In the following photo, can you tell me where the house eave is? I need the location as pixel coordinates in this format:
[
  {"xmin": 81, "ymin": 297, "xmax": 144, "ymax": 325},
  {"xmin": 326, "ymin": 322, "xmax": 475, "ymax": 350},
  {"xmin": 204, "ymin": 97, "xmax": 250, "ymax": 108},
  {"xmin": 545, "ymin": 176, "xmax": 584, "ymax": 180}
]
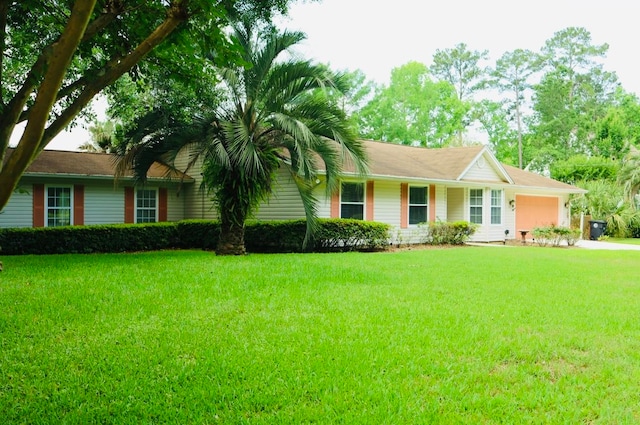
[
  {"xmin": 22, "ymin": 172, "xmax": 195, "ymax": 184},
  {"xmin": 338, "ymin": 172, "xmax": 585, "ymax": 193}
]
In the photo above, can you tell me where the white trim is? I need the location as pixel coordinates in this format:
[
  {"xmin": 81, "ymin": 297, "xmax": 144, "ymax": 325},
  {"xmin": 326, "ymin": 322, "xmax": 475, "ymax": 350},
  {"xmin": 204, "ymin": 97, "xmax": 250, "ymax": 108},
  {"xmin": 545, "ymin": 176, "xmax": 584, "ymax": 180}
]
[
  {"xmin": 490, "ymin": 189, "xmax": 503, "ymax": 226},
  {"xmin": 457, "ymin": 147, "xmax": 514, "ymax": 184},
  {"xmin": 408, "ymin": 184, "xmax": 429, "ymax": 226},
  {"xmin": 468, "ymin": 188, "xmax": 483, "ymax": 225},
  {"xmin": 44, "ymin": 184, "xmax": 74, "ymax": 227},
  {"xmin": 135, "ymin": 188, "xmax": 159, "ymax": 223},
  {"xmin": 339, "ymin": 181, "xmax": 365, "ymax": 220}
]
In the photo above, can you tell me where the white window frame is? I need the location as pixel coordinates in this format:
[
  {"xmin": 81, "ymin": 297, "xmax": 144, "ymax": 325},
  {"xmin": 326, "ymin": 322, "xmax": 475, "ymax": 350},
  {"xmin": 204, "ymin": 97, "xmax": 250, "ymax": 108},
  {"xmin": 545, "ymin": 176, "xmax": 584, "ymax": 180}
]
[
  {"xmin": 45, "ymin": 185, "xmax": 73, "ymax": 227},
  {"xmin": 340, "ymin": 182, "xmax": 365, "ymax": 220},
  {"xmin": 408, "ymin": 185, "xmax": 429, "ymax": 226},
  {"xmin": 469, "ymin": 188, "xmax": 483, "ymax": 225},
  {"xmin": 490, "ymin": 189, "xmax": 503, "ymax": 225},
  {"xmin": 136, "ymin": 188, "xmax": 158, "ymax": 223}
]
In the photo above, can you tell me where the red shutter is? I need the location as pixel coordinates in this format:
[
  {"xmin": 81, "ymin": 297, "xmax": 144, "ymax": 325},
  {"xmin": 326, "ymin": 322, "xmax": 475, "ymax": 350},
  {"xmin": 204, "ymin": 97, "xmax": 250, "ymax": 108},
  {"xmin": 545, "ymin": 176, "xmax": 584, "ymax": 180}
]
[
  {"xmin": 33, "ymin": 184, "xmax": 45, "ymax": 227},
  {"xmin": 366, "ymin": 181, "xmax": 374, "ymax": 221},
  {"xmin": 73, "ymin": 185, "xmax": 84, "ymax": 225},
  {"xmin": 159, "ymin": 188, "xmax": 168, "ymax": 222},
  {"xmin": 124, "ymin": 187, "xmax": 134, "ymax": 223},
  {"xmin": 400, "ymin": 183, "xmax": 408, "ymax": 229},
  {"xmin": 330, "ymin": 190, "xmax": 340, "ymax": 218},
  {"xmin": 429, "ymin": 185, "xmax": 436, "ymax": 222}
]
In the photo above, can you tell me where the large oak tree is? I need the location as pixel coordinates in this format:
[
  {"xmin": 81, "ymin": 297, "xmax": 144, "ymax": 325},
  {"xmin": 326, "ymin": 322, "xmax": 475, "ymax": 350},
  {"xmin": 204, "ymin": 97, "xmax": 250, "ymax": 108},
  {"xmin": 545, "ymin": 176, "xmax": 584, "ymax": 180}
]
[{"xmin": 0, "ymin": 0, "xmax": 295, "ymax": 210}]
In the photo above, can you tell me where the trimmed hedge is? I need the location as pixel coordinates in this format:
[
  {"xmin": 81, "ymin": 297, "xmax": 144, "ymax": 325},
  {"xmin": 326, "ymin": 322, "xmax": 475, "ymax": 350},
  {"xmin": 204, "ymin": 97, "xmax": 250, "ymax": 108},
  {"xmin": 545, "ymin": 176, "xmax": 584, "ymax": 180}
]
[{"xmin": 0, "ymin": 219, "xmax": 391, "ymax": 255}]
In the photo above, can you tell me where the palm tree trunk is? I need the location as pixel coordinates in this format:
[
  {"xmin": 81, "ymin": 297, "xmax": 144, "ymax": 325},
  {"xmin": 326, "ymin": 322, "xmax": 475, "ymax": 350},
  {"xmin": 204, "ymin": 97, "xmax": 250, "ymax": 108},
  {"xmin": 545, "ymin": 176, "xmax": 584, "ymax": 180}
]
[
  {"xmin": 216, "ymin": 193, "xmax": 247, "ymax": 255},
  {"xmin": 216, "ymin": 218, "xmax": 246, "ymax": 255}
]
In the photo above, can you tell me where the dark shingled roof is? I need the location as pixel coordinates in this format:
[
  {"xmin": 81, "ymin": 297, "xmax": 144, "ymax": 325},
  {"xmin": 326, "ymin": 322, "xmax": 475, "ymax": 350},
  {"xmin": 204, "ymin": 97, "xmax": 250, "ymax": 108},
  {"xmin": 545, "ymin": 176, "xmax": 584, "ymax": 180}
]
[{"xmin": 6, "ymin": 148, "xmax": 193, "ymax": 182}]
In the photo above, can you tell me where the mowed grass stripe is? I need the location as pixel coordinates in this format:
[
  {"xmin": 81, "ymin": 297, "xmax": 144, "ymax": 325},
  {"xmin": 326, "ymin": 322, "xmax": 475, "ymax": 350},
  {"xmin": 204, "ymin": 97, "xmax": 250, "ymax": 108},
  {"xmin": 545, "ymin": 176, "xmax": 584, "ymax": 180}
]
[{"xmin": 1, "ymin": 247, "xmax": 639, "ymax": 423}]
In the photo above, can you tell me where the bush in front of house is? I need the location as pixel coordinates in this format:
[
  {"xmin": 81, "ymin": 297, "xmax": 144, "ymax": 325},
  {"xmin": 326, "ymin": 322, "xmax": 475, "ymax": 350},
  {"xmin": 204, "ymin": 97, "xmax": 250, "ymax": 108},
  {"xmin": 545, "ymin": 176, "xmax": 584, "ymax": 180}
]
[
  {"xmin": 0, "ymin": 223, "xmax": 180, "ymax": 255},
  {"xmin": 532, "ymin": 225, "xmax": 581, "ymax": 247},
  {"xmin": 422, "ymin": 220, "xmax": 477, "ymax": 245},
  {"xmin": 0, "ymin": 219, "xmax": 392, "ymax": 255},
  {"xmin": 313, "ymin": 219, "xmax": 391, "ymax": 252}
]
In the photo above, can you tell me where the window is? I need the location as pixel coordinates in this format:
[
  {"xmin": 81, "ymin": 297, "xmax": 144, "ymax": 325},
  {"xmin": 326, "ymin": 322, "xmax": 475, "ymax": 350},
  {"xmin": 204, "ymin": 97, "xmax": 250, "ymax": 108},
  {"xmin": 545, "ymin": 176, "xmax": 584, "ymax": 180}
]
[
  {"xmin": 340, "ymin": 182, "xmax": 364, "ymax": 220},
  {"xmin": 136, "ymin": 189, "xmax": 157, "ymax": 223},
  {"xmin": 491, "ymin": 189, "xmax": 502, "ymax": 225},
  {"xmin": 47, "ymin": 186, "xmax": 72, "ymax": 227},
  {"xmin": 469, "ymin": 189, "xmax": 483, "ymax": 224},
  {"xmin": 409, "ymin": 186, "xmax": 428, "ymax": 225}
]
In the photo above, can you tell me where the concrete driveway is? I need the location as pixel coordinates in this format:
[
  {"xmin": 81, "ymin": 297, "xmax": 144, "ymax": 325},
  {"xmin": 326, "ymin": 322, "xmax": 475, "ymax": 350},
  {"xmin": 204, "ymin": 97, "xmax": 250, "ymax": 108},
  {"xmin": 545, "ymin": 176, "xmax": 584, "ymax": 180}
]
[{"xmin": 576, "ymin": 240, "xmax": 640, "ymax": 251}]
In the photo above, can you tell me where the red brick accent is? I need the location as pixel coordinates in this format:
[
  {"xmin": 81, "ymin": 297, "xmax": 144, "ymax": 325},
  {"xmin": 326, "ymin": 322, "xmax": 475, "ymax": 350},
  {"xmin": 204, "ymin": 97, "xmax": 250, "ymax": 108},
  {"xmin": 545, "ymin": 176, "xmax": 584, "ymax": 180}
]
[
  {"xmin": 366, "ymin": 181, "xmax": 374, "ymax": 221},
  {"xmin": 32, "ymin": 184, "xmax": 45, "ymax": 227},
  {"xmin": 73, "ymin": 185, "xmax": 84, "ymax": 225},
  {"xmin": 400, "ymin": 183, "xmax": 408, "ymax": 229},
  {"xmin": 330, "ymin": 190, "xmax": 340, "ymax": 218},
  {"xmin": 124, "ymin": 187, "xmax": 134, "ymax": 223},
  {"xmin": 159, "ymin": 188, "xmax": 168, "ymax": 222},
  {"xmin": 429, "ymin": 185, "xmax": 436, "ymax": 222}
]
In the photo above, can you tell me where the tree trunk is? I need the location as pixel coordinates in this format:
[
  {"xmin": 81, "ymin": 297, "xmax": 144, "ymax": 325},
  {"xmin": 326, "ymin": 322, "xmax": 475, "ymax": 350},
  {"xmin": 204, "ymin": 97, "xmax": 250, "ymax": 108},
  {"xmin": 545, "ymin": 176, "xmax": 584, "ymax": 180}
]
[{"xmin": 216, "ymin": 218, "xmax": 246, "ymax": 255}]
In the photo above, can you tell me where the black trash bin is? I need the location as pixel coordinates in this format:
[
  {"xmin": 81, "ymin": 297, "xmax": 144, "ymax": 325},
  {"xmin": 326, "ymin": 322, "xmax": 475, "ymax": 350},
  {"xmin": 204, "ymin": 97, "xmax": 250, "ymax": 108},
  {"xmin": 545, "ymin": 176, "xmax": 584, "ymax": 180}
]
[{"xmin": 589, "ymin": 220, "xmax": 607, "ymax": 240}]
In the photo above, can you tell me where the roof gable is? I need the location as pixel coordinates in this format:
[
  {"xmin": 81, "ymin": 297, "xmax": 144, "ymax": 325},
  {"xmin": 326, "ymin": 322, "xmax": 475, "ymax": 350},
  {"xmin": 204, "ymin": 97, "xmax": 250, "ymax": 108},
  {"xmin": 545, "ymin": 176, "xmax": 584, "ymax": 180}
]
[{"xmin": 457, "ymin": 147, "xmax": 514, "ymax": 184}]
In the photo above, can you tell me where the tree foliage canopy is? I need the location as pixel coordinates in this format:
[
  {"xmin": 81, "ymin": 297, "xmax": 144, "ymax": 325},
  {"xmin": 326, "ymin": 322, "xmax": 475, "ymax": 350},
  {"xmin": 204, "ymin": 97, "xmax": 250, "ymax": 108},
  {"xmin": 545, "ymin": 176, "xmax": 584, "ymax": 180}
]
[
  {"xmin": 357, "ymin": 61, "xmax": 467, "ymax": 147},
  {"xmin": 0, "ymin": 0, "xmax": 297, "ymax": 210}
]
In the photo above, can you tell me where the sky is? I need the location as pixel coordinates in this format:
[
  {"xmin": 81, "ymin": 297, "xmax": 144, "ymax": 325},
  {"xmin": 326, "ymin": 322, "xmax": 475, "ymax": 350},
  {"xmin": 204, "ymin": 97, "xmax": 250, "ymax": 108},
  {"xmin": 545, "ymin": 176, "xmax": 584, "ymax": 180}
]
[{"xmin": 43, "ymin": 0, "xmax": 640, "ymax": 150}]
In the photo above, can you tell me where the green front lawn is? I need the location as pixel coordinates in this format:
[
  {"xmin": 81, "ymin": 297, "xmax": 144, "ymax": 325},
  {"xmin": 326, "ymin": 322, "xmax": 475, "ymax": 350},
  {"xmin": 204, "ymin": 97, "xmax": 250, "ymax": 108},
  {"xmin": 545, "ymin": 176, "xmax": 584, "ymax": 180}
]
[
  {"xmin": 2, "ymin": 247, "xmax": 640, "ymax": 423},
  {"xmin": 607, "ymin": 237, "xmax": 640, "ymax": 245}
]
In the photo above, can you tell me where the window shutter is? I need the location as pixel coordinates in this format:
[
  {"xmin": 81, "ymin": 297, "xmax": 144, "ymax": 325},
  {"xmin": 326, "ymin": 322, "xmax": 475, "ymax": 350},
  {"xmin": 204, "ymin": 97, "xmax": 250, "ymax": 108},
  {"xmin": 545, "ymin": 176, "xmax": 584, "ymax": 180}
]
[
  {"xmin": 400, "ymin": 183, "xmax": 408, "ymax": 229},
  {"xmin": 330, "ymin": 190, "xmax": 340, "ymax": 218},
  {"xmin": 159, "ymin": 188, "xmax": 168, "ymax": 222},
  {"xmin": 429, "ymin": 185, "xmax": 436, "ymax": 222},
  {"xmin": 124, "ymin": 187, "xmax": 134, "ymax": 223},
  {"xmin": 73, "ymin": 185, "xmax": 84, "ymax": 225},
  {"xmin": 366, "ymin": 181, "xmax": 374, "ymax": 221},
  {"xmin": 32, "ymin": 184, "xmax": 45, "ymax": 227}
]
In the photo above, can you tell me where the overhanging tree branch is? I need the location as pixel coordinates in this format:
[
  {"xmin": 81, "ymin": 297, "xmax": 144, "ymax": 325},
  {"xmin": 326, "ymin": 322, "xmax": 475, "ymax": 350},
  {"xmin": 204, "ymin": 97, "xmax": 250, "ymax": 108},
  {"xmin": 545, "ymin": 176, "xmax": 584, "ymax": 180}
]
[
  {"xmin": 0, "ymin": 0, "xmax": 8, "ymax": 108},
  {"xmin": 40, "ymin": 3, "xmax": 190, "ymax": 150},
  {"xmin": 0, "ymin": 0, "xmax": 97, "ymax": 208}
]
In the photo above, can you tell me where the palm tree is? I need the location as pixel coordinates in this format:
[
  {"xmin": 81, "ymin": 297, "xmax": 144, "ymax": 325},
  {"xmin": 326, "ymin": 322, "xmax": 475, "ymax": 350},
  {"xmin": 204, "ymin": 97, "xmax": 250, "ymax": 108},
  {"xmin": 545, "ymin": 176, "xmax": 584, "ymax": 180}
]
[
  {"xmin": 618, "ymin": 149, "xmax": 640, "ymax": 209},
  {"xmin": 116, "ymin": 23, "xmax": 368, "ymax": 255}
]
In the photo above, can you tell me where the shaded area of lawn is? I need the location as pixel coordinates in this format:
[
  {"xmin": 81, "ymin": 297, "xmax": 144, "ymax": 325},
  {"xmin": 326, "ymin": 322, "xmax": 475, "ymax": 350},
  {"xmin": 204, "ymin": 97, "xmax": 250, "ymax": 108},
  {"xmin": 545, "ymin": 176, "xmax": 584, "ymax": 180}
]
[{"xmin": 2, "ymin": 248, "xmax": 640, "ymax": 423}]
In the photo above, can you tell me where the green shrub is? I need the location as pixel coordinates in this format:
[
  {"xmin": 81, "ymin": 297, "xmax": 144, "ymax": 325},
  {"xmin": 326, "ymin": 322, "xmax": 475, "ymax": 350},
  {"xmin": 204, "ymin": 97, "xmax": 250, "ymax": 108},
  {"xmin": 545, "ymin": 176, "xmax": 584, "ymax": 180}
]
[
  {"xmin": 424, "ymin": 220, "xmax": 477, "ymax": 245},
  {"xmin": 245, "ymin": 220, "xmax": 307, "ymax": 253},
  {"xmin": 0, "ymin": 219, "xmax": 392, "ymax": 255},
  {"xmin": 175, "ymin": 220, "xmax": 220, "ymax": 250},
  {"xmin": 532, "ymin": 225, "xmax": 581, "ymax": 247},
  {"xmin": 314, "ymin": 219, "xmax": 391, "ymax": 252},
  {"xmin": 0, "ymin": 223, "xmax": 180, "ymax": 255}
]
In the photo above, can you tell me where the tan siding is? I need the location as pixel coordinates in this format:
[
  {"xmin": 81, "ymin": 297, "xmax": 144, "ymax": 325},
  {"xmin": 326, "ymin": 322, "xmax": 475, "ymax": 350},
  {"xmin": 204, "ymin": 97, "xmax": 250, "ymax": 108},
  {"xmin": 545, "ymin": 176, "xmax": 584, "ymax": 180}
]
[
  {"xmin": 85, "ymin": 183, "xmax": 125, "ymax": 224},
  {"xmin": 315, "ymin": 182, "xmax": 332, "ymax": 218},
  {"xmin": 0, "ymin": 185, "xmax": 33, "ymax": 228},
  {"xmin": 435, "ymin": 185, "xmax": 447, "ymax": 221},
  {"xmin": 447, "ymin": 188, "xmax": 465, "ymax": 222},
  {"xmin": 255, "ymin": 169, "xmax": 306, "ymax": 220},
  {"xmin": 461, "ymin": 157, "xmax": 504, "ymax": 182},
  {"xmin": 174, "ymin": 147, "xmax": 217, "ymax": 220},
  {"xmin": 166, "ymin": 187, "xmax": 185, "ymax": 222},
  {"xmin": 504, "ymin": 189, "xmax": 517, "ymax": 240},
  {"xmin": 372, "ymin": 181, "xmax": 401, "ymax": 228}
]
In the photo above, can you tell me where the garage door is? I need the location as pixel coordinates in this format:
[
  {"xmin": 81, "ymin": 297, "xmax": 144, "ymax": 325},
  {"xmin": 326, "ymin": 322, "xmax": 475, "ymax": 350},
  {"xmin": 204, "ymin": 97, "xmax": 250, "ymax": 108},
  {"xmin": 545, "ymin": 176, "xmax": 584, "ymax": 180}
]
[{"xmin": 515, "ymin": 195, "xmax": 559, "ymax": 238}]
